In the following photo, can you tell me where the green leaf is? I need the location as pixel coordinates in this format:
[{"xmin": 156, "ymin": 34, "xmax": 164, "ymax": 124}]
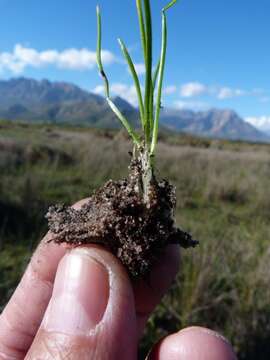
[
  {"xmin": 96, "ymin": 6, "xmax": 110, "ymax": 98},
  {"xmin": 151, "ymin": 12, "xmax": 167, "ymax": 155},
  {"xmin": 143, "ymin": 0, "xmax": 153, "ymax": 146},
  {"xmin": 136, "ymin": 0, "xmax": 147, "ymax": 60},
  {"xmin": 163, "ymin": 0, "xmax": 178, "ymax": 12},
  {"xmin": 118, "ymin": 38, "xmax": 145, "ymax": 130},
  {"xmin": 107, "ymin": 98, "xmax": 141, "ymax": 147}
]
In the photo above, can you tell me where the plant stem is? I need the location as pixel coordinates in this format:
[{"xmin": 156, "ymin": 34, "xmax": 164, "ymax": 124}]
[{"xmin": 139, "ymin": 147, "xmax": 155, "ymax": 204}]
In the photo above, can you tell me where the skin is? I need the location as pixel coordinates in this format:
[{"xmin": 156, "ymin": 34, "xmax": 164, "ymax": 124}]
[{"xmin": 0, "ymin": 199, "xmax": 237, "ymax": 360}]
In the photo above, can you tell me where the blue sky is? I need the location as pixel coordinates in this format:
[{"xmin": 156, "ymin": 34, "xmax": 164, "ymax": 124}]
[{"xmin": 0, "ymin": 0, "xmax": 269, "ymax": 128}]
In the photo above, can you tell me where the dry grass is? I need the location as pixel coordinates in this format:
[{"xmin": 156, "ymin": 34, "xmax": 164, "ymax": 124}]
[{"xmin": 0, "ymin": 122, "xmax": 270, "ymax": 359}]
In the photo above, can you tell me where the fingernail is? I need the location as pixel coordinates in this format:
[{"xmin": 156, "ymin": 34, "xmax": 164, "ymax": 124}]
[
  {"xmin": 179, "ymin": 326, "xmax": 231, "ymax": 346},
  {"xmin": 42, "ymin": 248, "xmax": 109, "ymax": 335}
]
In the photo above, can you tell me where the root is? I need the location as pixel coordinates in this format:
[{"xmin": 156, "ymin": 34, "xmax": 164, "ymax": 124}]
[{"xmin": 46, "ymin": 151, "xmax": 198, "ymax": 278}]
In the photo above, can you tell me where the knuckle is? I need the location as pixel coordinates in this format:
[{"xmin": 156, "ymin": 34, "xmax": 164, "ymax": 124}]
[
  {"xmin": 26, "ymin": 331, "xmax": 97, "ymax": 360},
  {"xmin": 0, "ymin": 339, "xmax": 25, "ymax": 360}
]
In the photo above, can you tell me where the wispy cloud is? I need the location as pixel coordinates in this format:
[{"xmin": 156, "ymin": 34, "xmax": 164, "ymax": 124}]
[
  {"xmin": 133, "ymin": 63, "xmax": 145, "ymax": 75},
  {"xmin": 173, "ymin": 100, "xmax": 209, "ymax": 110},
  {"xmin": 164, "ymin": 85, "xmax": 177, "ymax": 95},
  {"xmin": 179, "ymin": 81, "xmax": 263, "ymax": 101},
  {"xmin": 0, "ymin": 44, "xmax": 117, "ymax": 73},
  {"xmin": 245, "ymin": 116, "xmax": 270, "ymax": 131},
  {"xmin": 217, "ymin": 87, "xmax": 246, "ymax": 99},
  {"xmin": 94, "ymin": 82, "xmax": 138, "ymax": 106},
  {"xmin": 94, "ymin": 81, "xmax": 177, "ymax": 106},
  {"xmin": 92, "ymin": 85, "xmax": 105, "ymax": 96},
  {"xmin": 180, "ymin": 82, "xmax": 208, "ymax": 97}
]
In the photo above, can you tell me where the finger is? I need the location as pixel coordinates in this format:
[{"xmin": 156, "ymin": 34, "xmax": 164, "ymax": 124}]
[
  {"xmin": 134, "ymin": 245, "xmax": 180, "ymax": 336},
  {"xmin": 0, "ymin": 199, "xmax": 90, "ymax": 359},
  {"xmin": 0, "ymin": 194, "xmax": 180, "ymax": 358},
  {"xmin": 26, "ymin": 246, "xmax": 137, "ymax": 360},
  {"xmin": 147, "ymin": 326, "xmax": 237, "ymax": 360}
]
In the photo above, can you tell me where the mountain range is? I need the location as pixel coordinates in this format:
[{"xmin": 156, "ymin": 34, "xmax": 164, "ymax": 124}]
[{"xmin": 0, "ymin": 77, "xmax": 268, "ymax": 143}]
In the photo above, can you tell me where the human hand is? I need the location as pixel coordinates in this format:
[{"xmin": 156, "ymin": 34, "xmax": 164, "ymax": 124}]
[{"xmin": 0, "ymin": 199, "xmax": 237, "ymax": 359}]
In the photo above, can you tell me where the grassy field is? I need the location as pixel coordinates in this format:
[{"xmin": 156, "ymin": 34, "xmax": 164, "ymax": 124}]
[{"xmin": 0, "ymin": 120, "xmax": 270, "ymax": 359}]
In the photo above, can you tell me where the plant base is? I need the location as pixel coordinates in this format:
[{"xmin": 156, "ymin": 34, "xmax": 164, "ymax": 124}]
[{"xmin": 46, "ymin": 157, "xmax": 198, "ymax": 278}]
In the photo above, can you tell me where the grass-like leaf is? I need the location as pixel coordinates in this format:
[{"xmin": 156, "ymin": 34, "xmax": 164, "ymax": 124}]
[
  {"xmin": 136, "ymin": 0, "xmax": 147, "ymax": 61},
  {"xmin": 163, "ymin": 0, "xmax": 178, "ymax": 12},
  {"xmin": 107, "ymin": 98, "xmax": 141, "ymax": 146},
  {"xmin": 150, "ymin": 12, "xmax": 167, "ymax": 155},
  {"xmin": 96, "ymin": 6, "xmax": 110, "ymax": 98},
  {"xmin": 143, "ymin": 0, "xmax": 153, "ymax": 145},
  {"xmin": 153, "ymin": 60, "xmax": 161, "ymax": 91},
  {"xmin": 118, "ymin": 38, "xmax": 145, "ymax": 130},
  {"xmin": 96, "ymin": 6, "xmax": 140, "ymax": 146},
  {"xmin": 151, "ymin": 3, "xmax": 176, "ymax": 155},
  {"xmin": 96, "ymin": 1, "xmax": 178, "ymax": 158}
]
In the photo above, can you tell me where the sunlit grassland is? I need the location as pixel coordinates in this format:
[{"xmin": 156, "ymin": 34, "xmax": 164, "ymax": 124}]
[{"xmin": 0, "ymin": 121, "xmax": 270, "ymax": 360}]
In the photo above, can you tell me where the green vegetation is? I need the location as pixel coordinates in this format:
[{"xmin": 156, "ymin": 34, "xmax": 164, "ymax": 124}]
[
  {"xmin": 96, "ymin": 0, "xmax": 177, "ymax": 185},
  {"xmin": 1, "ymin": 121, "xmax": 270, "ymax": 359}
]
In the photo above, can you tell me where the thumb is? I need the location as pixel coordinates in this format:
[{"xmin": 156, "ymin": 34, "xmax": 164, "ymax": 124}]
[{"xmin": 25, "ymin": 246, "xmax": 137, "ymax": 360}]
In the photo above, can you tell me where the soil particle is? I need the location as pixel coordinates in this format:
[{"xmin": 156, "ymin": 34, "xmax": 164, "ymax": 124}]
[{"xmin": 46, "ymin": 159, "xmax": 198, "ymax": 278}]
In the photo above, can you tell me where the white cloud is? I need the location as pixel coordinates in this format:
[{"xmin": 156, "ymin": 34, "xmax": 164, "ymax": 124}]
[
  {"xmin": 133, "ymin": 63, "xmax": 145, "ymax": 75},
  {"xmin": 245, "ymin": 116, "xmax": 270, "ymax": 132},
  {"xmin": 164, "ymin": 85, "xmax": 177, "ymax": 95},
  {"xmin": 179, "ymin": 82, "xmax": 257, "ymax": 100},
  {"xmin": 93, "ymin": 85, "xmax": 105, "ymax": 96},
  {"xmin": 0, "ymin": 44, "xmax": 117, "ymax": 73},
  {"xmin": 217, "ymin": 87, "xmax": 246, "ymax": 99},
  {"xmin": 94, "ymin": 82, "xmax": 139, "ymax": 106},
  {"xmin": 111, "ymin": 83, "xmax": 138, "ymax": 106},
  {"xmin": 180, "ymin": 82, "xmax": 208, "ymax": 98},
  {"xmin": 94, "ymin": 82, "xmax": 176, "ymax": 106},
  {"xmin": 173, "ymin": 100, "xmax": 209, "ymax": 110}
]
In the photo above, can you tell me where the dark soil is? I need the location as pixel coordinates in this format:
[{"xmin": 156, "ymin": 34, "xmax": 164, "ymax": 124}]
[{"xmin": 46, "ymin": 159, "xmax": 198, "ymax": 278}]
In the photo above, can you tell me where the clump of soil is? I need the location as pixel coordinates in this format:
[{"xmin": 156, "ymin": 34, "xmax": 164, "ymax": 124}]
[{"xmin": 46, "ymin": 158, "xmax": 198, "ymax": 278}]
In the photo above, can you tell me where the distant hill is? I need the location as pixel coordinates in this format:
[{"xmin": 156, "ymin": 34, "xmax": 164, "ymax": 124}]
[
  {"xmin": 0, "ymin": 77, "xmax": 138, "ymax": 128},
  {"xmin": 0, "ymin": 77, "xmax": 268, "ymax": 143},
  {"xmin": 161, "ymin": 108, "xmax": 269, "ymax": 142},
  {"xmin": 0, "ymin": 77, "xmax": 91, "ymax": 106}
]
